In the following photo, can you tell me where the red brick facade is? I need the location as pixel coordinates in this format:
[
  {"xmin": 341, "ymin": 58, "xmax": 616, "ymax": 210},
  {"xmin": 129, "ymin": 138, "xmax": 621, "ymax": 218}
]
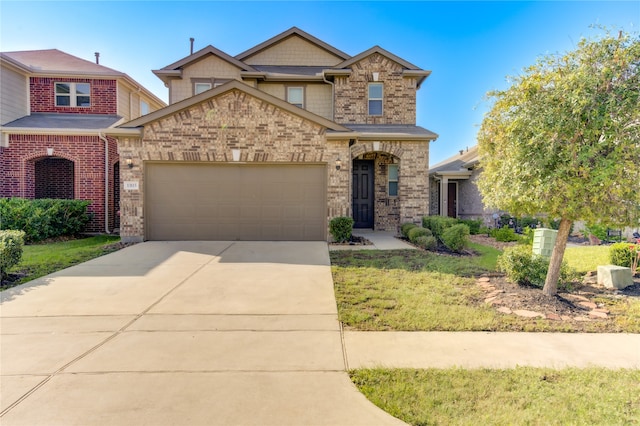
[
  {"xmin": 30, "ymin": 77, "xmax": 117, "ymax": 115},
  {"xmin": 0, "ymin": 134, "xmax": 120, "ymax": 232}
]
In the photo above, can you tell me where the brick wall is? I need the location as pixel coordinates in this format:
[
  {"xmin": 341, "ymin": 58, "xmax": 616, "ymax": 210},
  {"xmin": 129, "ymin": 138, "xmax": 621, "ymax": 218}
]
[
  {"xmin": 0, "ymin": 134, "xmax": 119, "ymax": 233},
  {"xmin": 334, "ymin": 53, "xmax": 417, "ymax": 125},
  {"xmin": 30, "ymin": 77, "xmax": 117, "ymax": 114}
]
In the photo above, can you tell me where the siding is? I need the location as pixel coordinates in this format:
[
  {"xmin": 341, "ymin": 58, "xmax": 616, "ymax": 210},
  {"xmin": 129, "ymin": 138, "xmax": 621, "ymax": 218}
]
[
  {"xmin": 1, "ymin": 64, "xmax": 29, "ymax": 124},
  {"xmin": 242, "ymin": 36, "xmax": 343, "ymax": 66},
  {"xmin": 170, "ymin": 55, "xmax": 242, "ymax": 104},
  {"xmin": 256, "ymin": 82, "xmax": 332, "ymax": 120}
]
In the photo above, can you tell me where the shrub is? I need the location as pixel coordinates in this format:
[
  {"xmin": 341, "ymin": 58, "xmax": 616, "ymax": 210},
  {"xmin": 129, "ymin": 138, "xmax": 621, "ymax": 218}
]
[
  {"xmin": 0, "ymin": 198, "xmax": 91, "ymax": 242},
  {"xmin": 415, "ymin": 235, "xmax": 437, "ymax": 251},
  {"xmin": 458, "ymin": 218, "xmax": 483, "ymax": 235},
  {"xmin": 609, "ymin": 243, "xmax": 639, "ymax": 268},
  {"xmin": 441, "ymin": 224, "xmax": 470, "ymax": 253},
  {"xmin": 329, "ymin": 216, "xmax": 354, "ymax": 243},
  {"xmin": 584, "ymin": 223, "xmax": 608, "ymax": 241},
  {"xmin": 497, "ymin": 245, "xmax": 577, "ymax": 289},
  {"xmin": 491, "ymin": 226, "xmax": 520, "ymax": 242},
  {"xmin": 422, "ymin": 215, "xmax": 458, "ymax": 239},
  {"xmin": 0, "ymin": 230, "xmax": 25, "ymax": 280},
  {"xmin": 407, "ymin": 227, "xmax": 432, "ymax": 243},
  {"xmin": 400, "ymin": 222, "xmax": 418, "ymax": 238}
]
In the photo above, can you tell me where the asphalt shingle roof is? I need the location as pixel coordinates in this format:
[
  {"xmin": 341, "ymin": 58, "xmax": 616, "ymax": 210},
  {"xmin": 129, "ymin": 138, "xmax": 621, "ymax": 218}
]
[{"xmin": 3, "ymin": 113, "xmax": 122, "ymax": 129}]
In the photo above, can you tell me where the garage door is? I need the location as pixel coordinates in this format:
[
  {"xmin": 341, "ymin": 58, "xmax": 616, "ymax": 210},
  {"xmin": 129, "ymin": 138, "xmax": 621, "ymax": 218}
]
[{"xmin": 145, "ymin": 163, "xmax": 327, "ymax": 241}]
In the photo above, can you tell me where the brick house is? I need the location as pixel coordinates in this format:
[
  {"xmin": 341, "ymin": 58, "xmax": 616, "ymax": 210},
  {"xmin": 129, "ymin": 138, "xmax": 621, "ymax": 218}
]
[
  {"xmin": 0, "ymin": 49, "xmax": 165, "ymax": 233},
  {"xmin": 110, "ymin": 27, "xmax": 437, "ymax": 242},
  {"xmin": 429, "ymin": 145, "xmax": 493, "ymax": 224}
]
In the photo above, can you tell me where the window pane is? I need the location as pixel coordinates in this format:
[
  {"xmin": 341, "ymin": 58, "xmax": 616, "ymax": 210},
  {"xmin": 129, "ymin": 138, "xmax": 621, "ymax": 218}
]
[
  {"xmin": 77, "ymin": 96, "xmax": 91, "ymax": 107},
  {"xmin": 369, "ymin": 100, "xmax": 382, "ymax": 115},
  {"xmin": 76, "ymin": 83, "xmax": 90, "ymax": 95},
  {"xmin": 56, "ymin": 95, "xmax": 70, "ymax": 106},
  {"xmin": 288, "ymin": 87, "xmax": 303, "ymax": 105},
  {"xmin": 368, "ymin": 83, "xmax": 383, "ymax": 99},
  {"xmin": 388, "ymin": 164, "xmax": 398, "ymax": 181},
  {"xmin": 389, "ymin": 181, "xmax": 398, "ymax": 196},
  {"xmin": 195, "ymin": 83, "xmax": 211, "ymax": 94},
  {"xmin": 55, "ymin": 83, "xmax": 70, "ymax": 94},
  {"xmin": 140, "ymin": 101, "xmax": 149, "ymax": 115}
]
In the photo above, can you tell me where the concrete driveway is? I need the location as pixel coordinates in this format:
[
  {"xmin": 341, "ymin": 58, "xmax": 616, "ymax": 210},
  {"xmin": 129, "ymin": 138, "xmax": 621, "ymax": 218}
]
[{"xmin": 1, "ymin": 241, "xmax": 404, "ymax": 426}]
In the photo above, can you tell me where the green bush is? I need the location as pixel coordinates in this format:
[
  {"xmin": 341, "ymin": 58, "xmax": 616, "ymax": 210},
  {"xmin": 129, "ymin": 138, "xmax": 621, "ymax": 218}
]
[
  {"xmin": 491, "ymin": 226, "xmax": 520, "ymax": 242},
  {"xmin": 329, "ymin": 216, "xmax": 354, "ymax": 243},
  {"xmin": 458, "ymin": 218, "xmax": 483, "ymax": 235},
  {"xmin": 400, "ymin": 222, "xmax": 418, "ymax": 238},
  {"xmin": 0, "ymin": 198, "xmax": 91, "ymax": 242},
  {"xmin": 422, "ymin": 216, "xmax": 459, "ymax": 239},
  {"xmin": 584, "ymin": 223, "xmax": 608, "ymax": 241},
  {"xmin": 497, "ymin": 245, "xmax": 577, "ymax": 289},
  {"xmin": 609, "ymin": 243, "xmax": 639, "ymax": 268},
  {"xmin": 415, "ymin": 235, "xmax": 437, "ymax": 251},
  {"xmin": 407, "ymin": 227, "xmax": 432, "ymax": 243},
  {"xmin": 0, "ymin": 230, "xmax": 25, "ymax": 280},
  {"xmin": 441, "ymin": 224, "xmax": 470, "ymax": 253}
]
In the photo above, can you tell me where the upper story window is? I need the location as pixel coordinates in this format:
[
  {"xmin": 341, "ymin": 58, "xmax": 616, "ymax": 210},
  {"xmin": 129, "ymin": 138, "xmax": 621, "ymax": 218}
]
[
  {"xmin": 388, "ymin": 164, "xmax": 399, "ymax": 196},
  {"xmin": 140, "ymin": 100, "xmax": 149, "ymax": 116},
  {"xmin": 287, "ymin": 86, "xmax": 304, "ymax": 108},
  {"xmin": 194, "ymin": 82, "xmax": 212, "ymax": 95},
  {"xmin": 55, "ymin": 82, "xmax": 90, "ymax": 107},
  {"xmin": 368, "ymin": 83, "xmax": 383, "ymax": 116}
]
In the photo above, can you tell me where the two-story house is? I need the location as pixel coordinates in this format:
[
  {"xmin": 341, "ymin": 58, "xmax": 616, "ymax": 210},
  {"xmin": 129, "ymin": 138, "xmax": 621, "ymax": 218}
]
[
  {"xmin": 0, "ymin": 49, "xmax": 165, "ymax": 233},
  {"xmin": 110, "ymin": 27, "xmax": 437, "ymax": 242}
]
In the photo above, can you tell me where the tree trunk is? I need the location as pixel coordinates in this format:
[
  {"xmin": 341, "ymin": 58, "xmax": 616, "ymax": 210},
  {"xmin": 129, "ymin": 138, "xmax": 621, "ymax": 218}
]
[{"xmin": 542, "ymin": 217, "xmax": 573, "ymax": 296}]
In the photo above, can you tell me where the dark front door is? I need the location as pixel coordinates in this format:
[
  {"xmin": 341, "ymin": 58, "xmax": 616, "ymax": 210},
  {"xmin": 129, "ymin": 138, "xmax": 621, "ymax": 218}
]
[
  {"xmin": 352, "ymin": 160, "xmax": 374, "ymax": 228},
  {"xmin": 447, "ymin": 181, "xmax": 457, "ymax": 218}
]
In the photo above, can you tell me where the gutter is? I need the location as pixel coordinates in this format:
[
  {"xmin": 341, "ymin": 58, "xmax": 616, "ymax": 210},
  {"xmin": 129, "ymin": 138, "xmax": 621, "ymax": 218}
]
[{"xmin": 321, "ymin": 71, "xmax": 335, "ymax": 121}]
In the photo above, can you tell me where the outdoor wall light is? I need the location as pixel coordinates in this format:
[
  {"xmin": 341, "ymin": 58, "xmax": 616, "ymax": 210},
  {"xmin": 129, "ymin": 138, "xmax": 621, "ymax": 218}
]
[
  {"xmin": 46, "ymin": 147, "xmax": 54, "ymax": 156},
  {"xmin": 126, "ymin": 158, "xmax": 133, "ymax": 168},
  {"xmin": 335, "ymin": 158, "xmax": 342, "ymax": 170}
]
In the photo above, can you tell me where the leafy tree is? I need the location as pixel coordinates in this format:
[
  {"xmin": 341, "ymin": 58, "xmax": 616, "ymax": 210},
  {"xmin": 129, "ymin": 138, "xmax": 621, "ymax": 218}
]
[{"xmin": 477, "ymin": 29, "xmax": 640, "ymax": 296}]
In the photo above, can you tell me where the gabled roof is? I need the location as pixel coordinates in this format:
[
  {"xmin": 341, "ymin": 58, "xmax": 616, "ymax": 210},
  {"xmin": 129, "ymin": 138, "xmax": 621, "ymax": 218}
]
[
  {"xmin": 235, "ymin": 26, "xmax": 350, "ymax": 62},
  {"xmin": 430, "ymin": 145, "xmax": 479, "ymax": 175},
  {"xmin": 1, "ymin": 49, "xmax": 123, "ymax": 76},
  {"xmin": 325, "ymin": 45, "xmax": 431, "ymax": 87},
  {"xmin": 153, "ymin": 44, "xmax": 257, "ymax": 83},
  {"xmin": 118, "ymin": 79, "xmax": 350, "ymax": 132}
]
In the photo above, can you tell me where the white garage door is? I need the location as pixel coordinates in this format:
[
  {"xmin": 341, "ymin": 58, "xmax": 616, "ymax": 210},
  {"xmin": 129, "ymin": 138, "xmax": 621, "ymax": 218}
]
[{"xmin": 145, "ymin": 163, "xmax": 327, "ymax": 241}]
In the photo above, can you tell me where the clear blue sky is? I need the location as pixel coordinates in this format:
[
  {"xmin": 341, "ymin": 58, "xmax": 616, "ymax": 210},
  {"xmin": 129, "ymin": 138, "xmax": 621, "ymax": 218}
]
[{"xmin": 1, "ymin": 1, "xmax": 638, "ymax": 165}]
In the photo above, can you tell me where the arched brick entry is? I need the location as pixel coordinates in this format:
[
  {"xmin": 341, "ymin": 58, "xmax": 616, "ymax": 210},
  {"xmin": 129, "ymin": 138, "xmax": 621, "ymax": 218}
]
[{"xmin": 34, "ymin": 157, "xmax": 74, "ymax": 199}]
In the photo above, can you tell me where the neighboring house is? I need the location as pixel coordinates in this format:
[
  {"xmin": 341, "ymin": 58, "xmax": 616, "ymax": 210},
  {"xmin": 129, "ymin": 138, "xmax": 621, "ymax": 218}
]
[
  {"xmin": 429, "ymin": 145, "xmax": 493, "ymax": 224},
  {"xmin": 0, "ymin": 49, "xmax": 165, "ymax": 232},
  {"xmin": 109, "ymin": 27, "xmax": 438, "ymax": 242}
]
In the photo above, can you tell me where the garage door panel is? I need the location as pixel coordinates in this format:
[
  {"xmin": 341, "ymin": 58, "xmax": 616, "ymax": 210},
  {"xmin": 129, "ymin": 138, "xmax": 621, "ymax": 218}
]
[{"xmin": 146, "ymin": 163, "xmax": 326, "ymax": 241}]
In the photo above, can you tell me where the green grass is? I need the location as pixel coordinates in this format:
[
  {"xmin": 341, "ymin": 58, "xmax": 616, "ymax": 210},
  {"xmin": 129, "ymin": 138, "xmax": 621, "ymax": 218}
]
[
  {"xmin": 3, "ymin": 235, "xmax": 121, "ymax": 289},
  {"xmin": 350, "ymin": 368, "xmax": 640, "ymax": 426},
  {"xmin": 564, "ymin": 245, "xmax": 610, "ymax": 274},
  {"xmin": 330, "ymin": 248, "xmax": 639, "ymax": 332}
]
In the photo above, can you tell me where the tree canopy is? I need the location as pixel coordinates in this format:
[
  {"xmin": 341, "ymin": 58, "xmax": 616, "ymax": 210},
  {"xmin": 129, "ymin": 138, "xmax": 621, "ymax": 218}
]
[{"xmin": 477, "ymin": 29, "xmax": 640, "ymax": 295}]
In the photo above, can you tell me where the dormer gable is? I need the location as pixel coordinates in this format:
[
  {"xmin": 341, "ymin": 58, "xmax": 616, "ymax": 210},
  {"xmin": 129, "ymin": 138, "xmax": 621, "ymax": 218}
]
[{"xmin": 235, "ymin": 27, "xmax": 350, "ymax": 67}]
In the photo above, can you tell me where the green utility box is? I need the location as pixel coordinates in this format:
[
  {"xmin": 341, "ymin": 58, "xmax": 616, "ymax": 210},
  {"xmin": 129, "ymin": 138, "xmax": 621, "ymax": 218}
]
[{"xmin": 532, "ymin": 228, "xmax": 557, "ymax": 257}]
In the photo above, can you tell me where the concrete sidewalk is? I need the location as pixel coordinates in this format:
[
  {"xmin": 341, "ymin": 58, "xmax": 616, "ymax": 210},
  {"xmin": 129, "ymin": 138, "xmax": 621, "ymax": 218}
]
[
  {"xmin": 1, "ymin": 241, "xmax": 404, "ymax": 426},
  {"xmin": 330, "ymin": 229, "xmax": 415, "ymax": 251}
]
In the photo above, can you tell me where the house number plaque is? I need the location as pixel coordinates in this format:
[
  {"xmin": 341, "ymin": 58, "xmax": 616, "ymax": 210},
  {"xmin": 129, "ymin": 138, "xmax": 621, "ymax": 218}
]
[{"xmin": 123, "ymin": 181, "xmax": 139, "ymax": 191}]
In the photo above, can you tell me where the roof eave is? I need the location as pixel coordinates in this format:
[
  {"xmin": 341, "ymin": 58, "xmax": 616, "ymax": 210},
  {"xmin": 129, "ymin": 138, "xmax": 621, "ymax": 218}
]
[{"xmin": 326, "ymin": 131, "xmax": 437, "ymax": 141}]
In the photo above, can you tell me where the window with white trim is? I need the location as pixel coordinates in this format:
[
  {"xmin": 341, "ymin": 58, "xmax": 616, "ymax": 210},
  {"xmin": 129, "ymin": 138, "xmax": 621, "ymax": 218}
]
[
  {"xmin": 287, "ymin": 86, "xmax": 304, "ymax": 108},
  {"xmin": 368, "ymin": 83, "xmax": 383, "ymax": 116},
  {"xmin": 388, "ymin": 164, "xmax": 398, "ymax": 196},
  {"xmin": 140, "ymin": 100, "xmax": 149, "ymax": 116},
  {"xmin": 55, "ymin": 82, "xmax": 90, "ymax": 107},
  {"xmin": 194, "ymin": 82, "xmax": 212, "ymax": 95}
]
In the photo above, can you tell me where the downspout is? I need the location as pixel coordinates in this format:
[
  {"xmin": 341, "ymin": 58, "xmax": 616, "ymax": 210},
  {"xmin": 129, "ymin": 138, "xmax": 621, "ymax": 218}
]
[
  {"xmin": 98, "ymin": 132, "xmax": 110, "ymax": 234},
  {"xmin": 322, "ymin": 71, "xmax": 335, "ymax": 121}
]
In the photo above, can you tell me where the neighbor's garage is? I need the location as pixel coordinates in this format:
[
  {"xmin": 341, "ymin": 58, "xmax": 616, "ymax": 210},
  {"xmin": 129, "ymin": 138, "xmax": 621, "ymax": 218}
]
[{"xmin": 145, "ymin": 162, "xmax": 327, "ymax": 241}]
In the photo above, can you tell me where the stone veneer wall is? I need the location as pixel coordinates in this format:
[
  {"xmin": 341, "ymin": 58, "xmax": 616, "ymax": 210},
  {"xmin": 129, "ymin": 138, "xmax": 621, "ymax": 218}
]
[
  {"xmin": 333, "ymin": 53, "xmax": 417, "ymax": 125},
  {"xmin": 117, "ymin": 89, "xmax": 351, "ymax": 241}
]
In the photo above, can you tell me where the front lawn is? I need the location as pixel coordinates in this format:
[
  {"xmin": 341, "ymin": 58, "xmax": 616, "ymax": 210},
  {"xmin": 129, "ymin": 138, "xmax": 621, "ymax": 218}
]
[
  {"xmin": 351, "ymin": 367, "xmax": 640, "ymax": 426},
  {"xmin": 330, "ymin": 248, "xmax": 640, "ymax": 332},
  {"xmin": 1, "ymin": 235, "xmax": 122, "ymax": 290}
]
